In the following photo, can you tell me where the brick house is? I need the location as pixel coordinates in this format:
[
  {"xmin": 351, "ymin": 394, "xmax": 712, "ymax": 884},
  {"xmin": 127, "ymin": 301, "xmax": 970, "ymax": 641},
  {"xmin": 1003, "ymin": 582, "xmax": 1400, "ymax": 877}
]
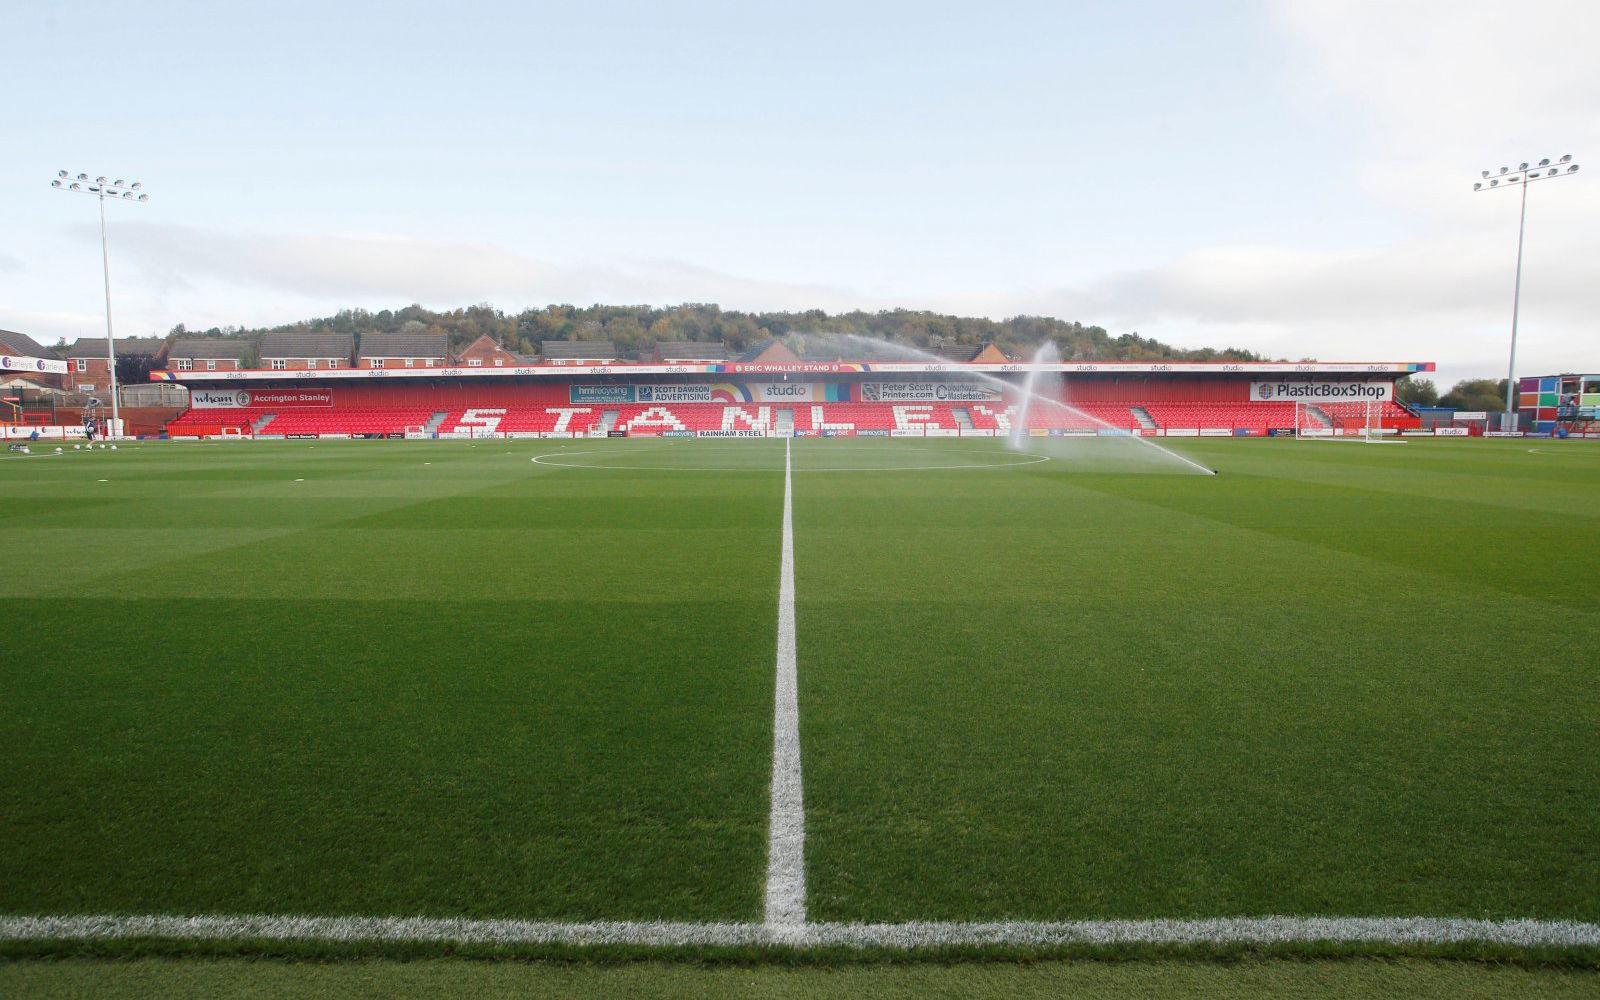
[
  {"xmin": 167, "ymin": 339, "xmax": 252, "ymax": 372},
  {"xmin": 62, "ymin": 336, "xmax": 168, "ymax": 395},
  {"xmin": 356, "ymin": 331, "xmax": 450, "ymax": 370},
  {"xmin": 258, "ymin": 333, "xmax": 355, "ymax": 371},
  {"xmin": 455, "ymin": 334, "xmax": 523, "ymax": 368}
]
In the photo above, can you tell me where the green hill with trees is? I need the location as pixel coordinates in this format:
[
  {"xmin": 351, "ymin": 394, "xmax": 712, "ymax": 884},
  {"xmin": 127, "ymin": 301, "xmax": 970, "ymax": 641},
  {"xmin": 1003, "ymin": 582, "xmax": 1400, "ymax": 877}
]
[{"xmin": 149, "ymin": 303, "xmax": 1270, "ymax": 364}]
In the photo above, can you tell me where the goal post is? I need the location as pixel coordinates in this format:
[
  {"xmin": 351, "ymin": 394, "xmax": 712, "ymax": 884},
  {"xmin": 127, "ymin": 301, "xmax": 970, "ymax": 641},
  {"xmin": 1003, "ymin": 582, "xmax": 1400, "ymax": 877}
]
[{"xmin": 404, "ymin": 425, "xmax": 430, "ymax": 439}]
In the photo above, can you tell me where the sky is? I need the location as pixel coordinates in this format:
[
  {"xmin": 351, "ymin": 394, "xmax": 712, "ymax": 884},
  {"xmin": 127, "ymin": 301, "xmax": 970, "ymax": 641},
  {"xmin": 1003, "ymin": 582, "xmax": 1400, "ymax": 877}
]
[{"xmin": 2, "ymin": 0, "xmax": 1597, "ymax": 389}]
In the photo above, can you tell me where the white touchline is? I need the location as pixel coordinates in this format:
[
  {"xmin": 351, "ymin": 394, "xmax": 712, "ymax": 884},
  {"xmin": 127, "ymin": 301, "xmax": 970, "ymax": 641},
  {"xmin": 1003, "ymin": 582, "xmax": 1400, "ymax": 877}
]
[
  {"xmin": 765, "ymin": 438, "xmax": 807, "ymax": 931},
  {"xmin": 2, "ymin": 915, "xmax": 1596, "ymax": 949}
]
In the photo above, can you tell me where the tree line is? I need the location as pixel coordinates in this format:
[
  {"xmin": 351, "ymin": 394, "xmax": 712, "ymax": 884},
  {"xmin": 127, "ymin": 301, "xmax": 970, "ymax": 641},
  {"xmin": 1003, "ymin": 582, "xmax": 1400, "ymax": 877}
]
[
  {"xmin": 1395, "ymin": 378, "xmax": 1512, "ymax": 412},
  {"xmin": 149, "ymin": 302, "xmax": 1270, "ymax": 364}
]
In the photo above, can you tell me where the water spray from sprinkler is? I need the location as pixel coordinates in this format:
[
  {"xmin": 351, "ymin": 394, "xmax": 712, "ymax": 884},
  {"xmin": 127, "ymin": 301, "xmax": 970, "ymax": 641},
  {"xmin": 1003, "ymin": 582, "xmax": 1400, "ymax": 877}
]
[{"xmin": 803, "ymin": 334, "xmax": 1216, "ymax": 475}]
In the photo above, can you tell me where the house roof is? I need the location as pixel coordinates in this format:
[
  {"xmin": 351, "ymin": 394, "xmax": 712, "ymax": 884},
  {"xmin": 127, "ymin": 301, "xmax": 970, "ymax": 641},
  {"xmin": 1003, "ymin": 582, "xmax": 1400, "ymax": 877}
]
[
  {"xmin": 653, "ymin": 341, "xmax": 728, "ymax": 360},
  {"xmin": 933, "ymin": 344, "xmax": 983, "ymax": 363},
  {"xmin": 259, "ymin": 333, "xmax": 355, "ymax": 358},
  {"xmin": 63, "ymin": 336, "xmax": 167, "ymax": 358},
  {"xmin": 539, "ymin": 340, "xmax": 618, "ymax": 358},
  {"xmin": 357, "ymin": 331, "xmax": 449, "ymax": 358},
  {"xmin": 739, "ymin": 339, "xmax": 802, "ymax": 364},
  {"xmin": 0, "ymin": 328, "xmax": 57, "ymax": 358},
  {"xmin": 168, "ymin": 338, "xmax": 251, "ymax": 359}
]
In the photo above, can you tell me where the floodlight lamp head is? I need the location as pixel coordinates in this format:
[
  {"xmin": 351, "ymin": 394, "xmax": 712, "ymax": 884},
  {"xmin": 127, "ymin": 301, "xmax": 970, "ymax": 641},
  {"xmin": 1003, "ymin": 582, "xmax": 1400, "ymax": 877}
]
[
  {"xmin": 137, "ymin": 194, "xmax": 149, "ymax": 201},
  {"xmin": 95, "ymin": 176, "xmax": 106, "ymax": 184},
  {"xmin": 69, "ymin": 182, "xmax": 81, "ymax": 190},
  {"xmin": 57, "ymin": 169, "xmax": 68, "ymax": 178},
  {"xmin": 76, "ymin": 173, "xmax": 87, "ymax": 181},
  {"xmin": 51, "ymin": 179, "xmax": 62, "ymax": 188},
  {"xmin": 1490, "ymin": 179, "xmax": 1499, "ymax": 186},
  {"xmin": 1519, "ymin": 162, "xmax": 1529, "ymax": 170},
  {"xmin": 1560, "ymin": 154, "xmax": 1572, "ymax": 162},
  {"xmin": 114, "ymin": 179, "xmax": 124, "ymax": 187},
  {"xmin": 1571, "ymin": 164, "xmax": 1581, "ymax": 173},
  {"xmin": 1473, "ymin": 181, "xmax": 1483, "ymax": 190},
  {"xmin": 1539, "ymin": 158, "xmax": 1551, "ymax": 167},
  {"xmin": 131, "ymin": 182, "xmax": 141, "ymax": 190},
  {"xmin": 1481, "ymin": 170, "xmax": 1490, "ymax": 178}
]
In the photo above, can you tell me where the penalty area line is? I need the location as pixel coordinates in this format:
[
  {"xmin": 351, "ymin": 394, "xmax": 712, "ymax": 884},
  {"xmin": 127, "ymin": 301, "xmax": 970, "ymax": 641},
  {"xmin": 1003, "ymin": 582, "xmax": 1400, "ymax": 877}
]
[{"xmin": 1, "ymin": 914, "xmax": 1596, "ymax": 950}]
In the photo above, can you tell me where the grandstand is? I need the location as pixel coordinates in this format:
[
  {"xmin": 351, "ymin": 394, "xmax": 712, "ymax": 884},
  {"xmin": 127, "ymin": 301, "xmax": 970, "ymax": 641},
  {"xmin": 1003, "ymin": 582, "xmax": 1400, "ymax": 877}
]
[{"xmin": 151, "ymin": 359, "xmax": 1435, "ymax": 440}]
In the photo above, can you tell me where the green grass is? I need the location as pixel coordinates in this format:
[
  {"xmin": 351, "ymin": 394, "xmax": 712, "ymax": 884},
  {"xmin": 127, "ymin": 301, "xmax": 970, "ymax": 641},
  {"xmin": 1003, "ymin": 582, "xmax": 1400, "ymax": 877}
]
[
  {"xmin": 2, "ymin": 957, "xmax": 1596, "ymax": 999},
  {"xmin": 797, "ymin": 439, "xmax": 1599, "ymax": 922},
  {"xmin": 1, "ymin": 441, "xmax": 779, "ymax": 920},
  {"xmin": 2, "ymin": 437, "xmax": 1596, "ymax": 960}
]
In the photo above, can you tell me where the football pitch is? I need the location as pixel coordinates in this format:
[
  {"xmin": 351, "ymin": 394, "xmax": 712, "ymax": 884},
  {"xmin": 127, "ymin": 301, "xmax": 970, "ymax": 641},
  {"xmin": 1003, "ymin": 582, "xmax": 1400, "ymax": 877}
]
[{"xmin": 2, "ymin": 437, "xmax": 1596, "ymax": 962}]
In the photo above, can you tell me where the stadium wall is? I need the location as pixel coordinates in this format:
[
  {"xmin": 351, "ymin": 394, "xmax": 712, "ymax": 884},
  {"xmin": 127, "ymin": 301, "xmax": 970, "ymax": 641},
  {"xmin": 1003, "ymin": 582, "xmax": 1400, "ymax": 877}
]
[
  {"xmin": 155, "ymin": 369, "xmax": 1430, "ymax": 437},
  {"xmin": 161, "ymin": 374, "xmax": 1405, "ymax": 409}
]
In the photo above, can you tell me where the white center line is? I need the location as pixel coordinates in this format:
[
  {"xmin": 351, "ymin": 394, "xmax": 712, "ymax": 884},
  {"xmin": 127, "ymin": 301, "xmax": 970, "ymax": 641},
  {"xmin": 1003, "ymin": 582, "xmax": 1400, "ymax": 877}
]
[
  {"xmin": 765, "ymin": 438, "xmax": 807, "ymax": 931},
  {"xmin": 3, "ymin": 914, "xmax": 1595, "ymax": 950}
]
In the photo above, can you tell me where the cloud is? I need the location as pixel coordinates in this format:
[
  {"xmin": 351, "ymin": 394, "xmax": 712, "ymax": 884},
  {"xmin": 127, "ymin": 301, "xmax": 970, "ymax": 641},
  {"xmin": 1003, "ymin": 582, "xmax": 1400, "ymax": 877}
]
[
  {"xmin": 113, "ymin": 223, "xmax": 873, "ymax": 314},
  {"xmin": 1269, "ymin": 0, "xmax": 1600, "ymax": 151},
  {"xmin": 1016, "ymin": 1, "xmax": 1600, "ymax": 384},
  {"xmin": 0, "ymin": 306, "xmax": 104, "ymax": 347},
  {"xmin": 1055, "ymin": 231, "xmax": 1596, "ymax": 330},
  {"xmin": 1019, "ymin": 224, "xmax": 1597, "ymax": 386}
]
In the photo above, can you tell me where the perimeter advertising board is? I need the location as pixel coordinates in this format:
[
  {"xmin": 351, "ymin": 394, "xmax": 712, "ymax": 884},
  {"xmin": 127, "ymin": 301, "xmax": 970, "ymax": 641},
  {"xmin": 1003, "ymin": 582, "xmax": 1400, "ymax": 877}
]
[
  {"xmin": 571, "ymin": 382, "xmax": 824, "ymax": 404},
  {"xmin": 1250, "ymin": 381, "xmax": 1393, "ymax": 402},
  {"xmin": 570, "ymin": 385, "xmax": 635, "ymax": 404},
  {"xmin": 189, "ymin": 388, "xmax": 333, "ymax": 408},
  {"xmin": 860, "ymin": 381, "xmax": 1003, "ymax": 402},
  {"xmin": 1, "ymin": 354, "xmax": 68, "ymax": 375},
  {"xmin": 750, "ymin": 382, "xmax": 816, "ymax": 402},
  {"xmin": 637, "ymin": 384, "xmax": 713, "ymax": 403}
]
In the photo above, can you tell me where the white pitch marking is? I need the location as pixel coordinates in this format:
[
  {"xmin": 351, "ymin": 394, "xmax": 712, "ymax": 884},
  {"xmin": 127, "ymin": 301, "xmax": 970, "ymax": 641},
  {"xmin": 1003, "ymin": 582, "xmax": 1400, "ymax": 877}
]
[
  {"xmin": 530, "ymin": 449, "xmax": 1049, "ymax": 473},
  {"xmin": 1302, "ymin": 436, "xmax": 1408, "ymax": 445},
  {"xmin": 1, "ymin": 914, "xmax": 1595, "ymax": 950},
  {"xmin": 765, "ymin": 437, "xmax": 807, "ymax": 932}
]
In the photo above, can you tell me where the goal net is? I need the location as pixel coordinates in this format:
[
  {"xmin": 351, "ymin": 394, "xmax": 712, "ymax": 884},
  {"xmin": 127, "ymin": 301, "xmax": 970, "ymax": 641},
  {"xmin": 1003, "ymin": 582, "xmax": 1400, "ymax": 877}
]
[{"xmin": 1296, "ymin": 400, "xmax": 1396, "ymax": 442}]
